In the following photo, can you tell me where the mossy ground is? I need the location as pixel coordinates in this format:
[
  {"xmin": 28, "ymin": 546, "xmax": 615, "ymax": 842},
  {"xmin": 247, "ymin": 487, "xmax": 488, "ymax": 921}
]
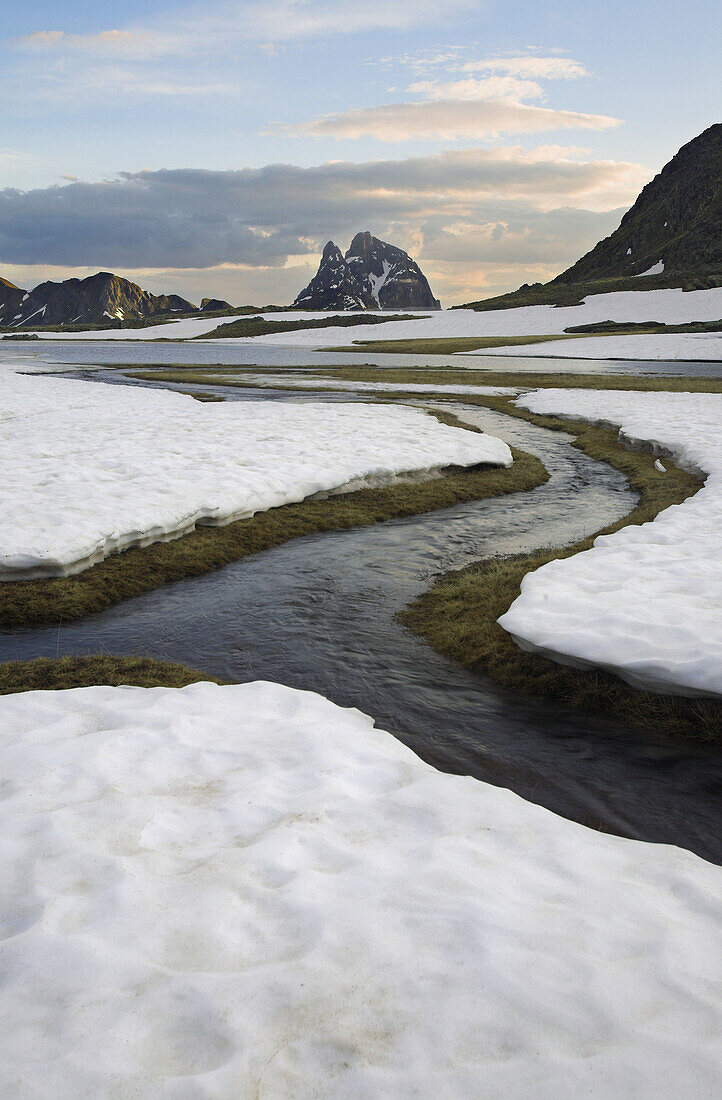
[
  {"xmin": 319, "ymin": 334, "xmax": 582, "ymax": 355},
  {"xmin": 198, "ymin": 312, "xmax": 423, "ymax": 340},
  {"xmin": 0, "ymin": 410, "xmax": 545, "ymax": 630},
  {"xmin": 0, "ymin": 655, "xmax": 221, "ymax": 695},
  {"xmin": 127, "ymin": 365, "xmax": 722, "ymax": 395},
  {"xmin": 5, "ymin": 369, "xmax": 720, "ymax": 736},
  {"xmin": 399, "ymin": 397, "xmax": 721, "ymax": 740}
]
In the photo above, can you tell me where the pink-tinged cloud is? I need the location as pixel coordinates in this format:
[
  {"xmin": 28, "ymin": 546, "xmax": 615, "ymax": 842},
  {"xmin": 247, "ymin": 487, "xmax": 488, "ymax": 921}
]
[{"xmin": 291, "ymin": 98, "xmax": 621, "ymax": 142}]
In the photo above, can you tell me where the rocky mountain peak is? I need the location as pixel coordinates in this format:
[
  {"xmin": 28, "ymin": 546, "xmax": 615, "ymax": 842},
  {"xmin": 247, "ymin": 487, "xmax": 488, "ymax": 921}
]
[{"xmin": 294, "ymin": 232, "xmax": 440, "ymax": 311}]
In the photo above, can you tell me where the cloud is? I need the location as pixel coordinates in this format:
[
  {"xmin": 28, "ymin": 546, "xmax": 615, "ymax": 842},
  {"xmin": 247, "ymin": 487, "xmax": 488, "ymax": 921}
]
[
  {"xmin": 0, "ymin": 146, "xmax": 645, "ymax": 279},
  {"xmin": 459, "ymin": 56, "xmax": 590, "ymax": 79},
  {"xmin": 14, "ymin": 1, "xmax": 476, "ymax": 58},
  {"xmin": 8, "ymin": 1, "xmax": 477, "ymax": 106},
  {"xmin": 285, "ymin": 53, "xmax": 612, "ymax": 143},
  {"xmin": 290, "ymin": 98, "xmax": 620, "ymax": 142},
  {"xmin": 243, "ymin": 0, "xmax": 476, "ymax": 40},
  {"xmin": 406, "ymin": 77, "xmax": 546, "ymax": 101},
  {"xmin": 17, "ymin": 28, "xmax": 169, "ymax": 59}
]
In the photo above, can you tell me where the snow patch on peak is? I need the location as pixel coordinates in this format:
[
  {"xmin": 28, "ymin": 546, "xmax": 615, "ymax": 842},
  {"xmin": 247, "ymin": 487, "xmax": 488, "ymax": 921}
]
[
  {"xmin": 635, "ymin": 260, "xmax": 665, "ymax": 277},
  {"xmin": 367, "ymin": 260, "xmax": 394, "ymax": 305}
]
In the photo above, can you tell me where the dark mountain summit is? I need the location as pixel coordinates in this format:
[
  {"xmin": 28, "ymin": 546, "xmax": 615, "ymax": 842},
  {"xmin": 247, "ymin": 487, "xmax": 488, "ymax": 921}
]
[
  {"xmin": 0, "ymin": 277, "xmax": 26, "ymax": 325},
  {"xmin": 294, "ymin": 241, "xmax": 377, "ymax": 311},
  {"xmin": 557, "ymin": 123, "xmax": 722, "ymax": 284},
  {"xmin": 459, "ymin": 123, "xmax": 722, "ymax": 311},
  {"xmin": 294, "ymin": 233, "xmax": 440, "ymax": 310},
  {"xmin": 2, "ymin": 271, "xmax": 196, "ymax": 328}
]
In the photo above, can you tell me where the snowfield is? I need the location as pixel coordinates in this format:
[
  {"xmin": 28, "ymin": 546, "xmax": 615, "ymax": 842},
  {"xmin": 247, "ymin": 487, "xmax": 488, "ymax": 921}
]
[
  {"xmin": 0, "ymin": 681, "xmax": 720, "ymax": 1098},
  {"xmin": 0, "ymin": 364, "xmax": 511, "ymax": 579},
  {"xmin": 22, "ymin": 309, "xmax": 387, "ymax": 342},
  {"xmin": 224, "ymin": 289, "xmax": 722, "ymax": 355},
  {"xmin": 479, "ymin": 331, "xmax": 722, "ymax": 361},
  {"xmin": 499, "ymin": 389, "xmax": 722, "ymax": 696},
  {"xmin": 21, "ymin": 288, "xmax": 722, "ymax": 363}
]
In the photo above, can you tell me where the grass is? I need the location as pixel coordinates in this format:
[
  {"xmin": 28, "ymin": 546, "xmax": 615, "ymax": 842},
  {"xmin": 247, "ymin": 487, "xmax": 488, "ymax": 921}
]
[
  {"xmin": 320, "ymin": 334, "xmax": 582, "ymax": 355},
  {"xmin": 126, "ymin": 365, "xmax": 722, "ymax": 395},
  {"xmin": 455, "ymin": 266, "xmax": 722, "ymax": 311},
  {"xmin": 0, "ymin": 414, "xmax": 546, "ymax": 630},
  {"xmin": 197, "ymin": 313, "xmax": 425, "ymax": 339},
  {"xmin": 0, "ymin": 655, "xmax": 221, "ymax": 695},
  {"xmin": 400, "ymin": 396, "xmax": 721, "ymax": 740},
  {"xmin": 564, "ymin": 318, "xmax": 722, "ymax": 334}
]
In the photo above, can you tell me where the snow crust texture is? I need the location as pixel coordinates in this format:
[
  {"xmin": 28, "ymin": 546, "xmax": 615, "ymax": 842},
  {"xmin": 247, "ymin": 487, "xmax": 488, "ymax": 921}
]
[
  {"xmin": 0, "ymin": 365, "xmax": 511, "ymax": 579},
  {"xmin": 500, "ymin": 389, "xmax": 722, "ymax": 696},
  {"xmin": 1, "ymin": 681, "xmax": 720, "ymax": 1098}
]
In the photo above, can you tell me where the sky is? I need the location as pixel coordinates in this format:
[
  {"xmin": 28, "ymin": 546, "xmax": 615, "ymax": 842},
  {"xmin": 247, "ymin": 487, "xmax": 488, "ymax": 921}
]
[{"xmin": 1, "ymin": 0, "xmax": 719, "ymax": 306}]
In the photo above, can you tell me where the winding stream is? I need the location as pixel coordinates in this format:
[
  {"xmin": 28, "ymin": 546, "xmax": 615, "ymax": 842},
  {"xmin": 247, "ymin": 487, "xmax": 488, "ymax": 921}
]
[{"xmin": 2, "ymin": 393, "xmax": 721, "ymax": 862}]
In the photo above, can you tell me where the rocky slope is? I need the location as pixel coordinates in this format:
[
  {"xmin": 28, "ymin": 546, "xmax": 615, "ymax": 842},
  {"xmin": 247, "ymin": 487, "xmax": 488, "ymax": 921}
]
[
  {"xmin": 0, "ymin": 278, "xmax": 26, "ymax": 325},
  {"xmin": 294, "ymin": 242, "xmax": 376, "ymax": 311},
  {"xmin": 558, "ymin": 123, "xmax": 722, "ymax": 284},
  {"xmin": 294, "ymin": 233, "xmax": 440, "ymax": 310},
  {"xmin": 460, "ymin": 123, "xmax": 722, "ymax": 311},
  {"xmin": 3, "ymin": 272, "xmax": 196, "ymax": 328}
]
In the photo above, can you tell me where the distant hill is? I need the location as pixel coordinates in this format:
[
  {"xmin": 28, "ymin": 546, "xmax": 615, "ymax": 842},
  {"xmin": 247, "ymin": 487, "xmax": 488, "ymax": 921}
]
[
  {"xmin": 200, "ymin": 297, "xmax": 233, "ymax": 312},
  {"xmin": 459, "ymin": 123, "xmax": 722, "ymax": 311},
  {"xmin": 294, "ymin": 232, "xmax": 440, "ymax": 311},
  {"xmin": 2, "ymin": 271, "xmax": 197, "ymax": 328},
  {"xmin": 0, "ymin": 277, "xmax": 26, "ymax": 325}
]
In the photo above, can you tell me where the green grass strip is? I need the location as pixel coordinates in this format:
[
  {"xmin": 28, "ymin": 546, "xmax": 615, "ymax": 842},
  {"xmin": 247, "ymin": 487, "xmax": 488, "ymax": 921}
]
[
  {"xmin": 0, "ymin": 655, "xmax": 221, "ymax": 695},
  {"xmin": 320, "ymin": 334, "xmax": 581, "ymax": 355},
  {"xmin": 0, "ymin": 411, "xmax": 547, "ymax": 631},
  {"xmin": 400, "ymin": 395, "xmax": 721, "ymax": 740},
  {"xmin": 126, "ymin": 365, "xmax": 722, "ymax": 395}
]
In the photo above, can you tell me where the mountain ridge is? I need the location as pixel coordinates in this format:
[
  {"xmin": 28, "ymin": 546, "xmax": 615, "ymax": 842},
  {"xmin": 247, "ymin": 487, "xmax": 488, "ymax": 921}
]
[
  {"xmin": 457, "ymin": 123, "xmax": 722, "ymax": 311},
  {"xmin": 294, "ymin": 232, "xmax": 440, "ymax": 311},
  {"xmin": 1, "ymin": 271, "xmax": 197, "ymax": 329},
  {"xmin": 558, "ymin": 123, "xmax": 722, "ymax": 283}
]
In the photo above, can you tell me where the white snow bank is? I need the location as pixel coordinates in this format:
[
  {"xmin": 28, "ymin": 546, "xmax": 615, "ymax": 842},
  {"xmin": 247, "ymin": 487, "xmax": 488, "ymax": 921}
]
[
  {"xmin": 22, "ymin": 309, "xmax": 398, "ymax": 342},
  {"xmin": 499, "ymin": 389, "xmax": 722, "ymax": 696},
  {"xmin": 478, "ymin": 331, "xmax": 722, "ymax": 361},
  {"xmin": 21, "ymin": 289, "xmax": 722, "ymax": 353},
  {"xmin": 0, "ymin": 364, "xmax": 511, "ymax": 579},
  {"xmin": 213, "ymin": 288, "xmax": 722, "ymax": 351},
  {"xmin": 0, "ymin": 680, "xmax": 719, "ymax": 1098}
]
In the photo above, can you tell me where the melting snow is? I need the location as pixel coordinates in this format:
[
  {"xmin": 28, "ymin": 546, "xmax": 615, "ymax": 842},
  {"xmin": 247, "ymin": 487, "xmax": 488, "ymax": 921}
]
[
  {"xmin": 500, "ymin": 388, "xmax": 722, "ymax": 696},
  {"xmin": 0, "ymin": 361, "xmax": 510, "ymax": 579},
  {"xmin": 0, "ymin": 680, "xmax": 719, "ymax": 1097},
  {"xmin": 20, "ymin": 289, "xmax": 722, "ymax": 356}
]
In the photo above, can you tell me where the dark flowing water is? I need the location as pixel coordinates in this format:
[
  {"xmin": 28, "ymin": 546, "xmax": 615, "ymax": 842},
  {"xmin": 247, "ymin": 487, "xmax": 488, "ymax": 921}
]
[
  {"xmin": 5, "ymin": 338, "xmax": 722, "ymax": 375},
  {"xmin": 2, "ymin": 392, "xmax": 721, "ymax": 862}
]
